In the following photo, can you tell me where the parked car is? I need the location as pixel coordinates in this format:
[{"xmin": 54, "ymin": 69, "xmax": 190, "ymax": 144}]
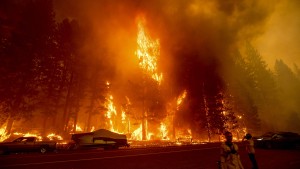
[
  {"xmin": 253, "ymin": 131, "xmax": 300, "ymax": 149},
  {"xmin": 70, "ymin": 129, "xmax": 129, "ymax": 150},
  {"xmin": 0, "ymin": 136, "xmax": 57, "ymax": 155}
]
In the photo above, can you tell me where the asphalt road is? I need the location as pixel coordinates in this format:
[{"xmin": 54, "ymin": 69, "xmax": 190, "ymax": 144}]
[{"xmin": 0, "ymin": 143, "xmax": 300, "ymax": 169}]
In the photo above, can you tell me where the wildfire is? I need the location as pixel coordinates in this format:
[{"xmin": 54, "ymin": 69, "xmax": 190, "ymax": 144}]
[
  {"xmin": 90, "ymin": 126, "xmax": 95, "ymax": 132},
  {"xmin": 136, "ymin": 16, "xmax": 163, "ymax": 84},
  {"xmin": 131, "ymin": 124, "xmax": 142, "ymax": 140},
  {"xmin": 130, "ymin": 124, "xmax": 154, "ymax": 141},
  {"xmin": 0, "ymin": 17, "xmax": 249, "ymax": 145},
  {"xmin": 177, "ymin": 90, "xmax": 187, "ymax": 110},
  {"xmin": 106, "ymin": 81, "xmax": 110, "ymax": 89},
  {"xmin": 105, "ymin": 95, "xmax": 117, "ymax": 131},
  {"xmin": 47, "ymin": 133, "xmax": 63, "ymax": 141},
  {"xmin": 12, "ymin": 132, "xmax": 43, "ymax": 141},
  {"xmin": 76, "ymin": 125, "xmax": 83, "ymax": 132},
  {"xmin": 159, "ymin": 123, "xmax": 169, "ymax": 140},
  {"xmin": 0, "ymin": 125, "xmax": 9, "ymax": 142},
  {"xmin": 121, "ymin": 110, "xmax": 126, "ymax": 123}
]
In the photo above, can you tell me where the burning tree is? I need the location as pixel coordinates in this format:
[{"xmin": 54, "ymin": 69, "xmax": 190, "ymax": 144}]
[{"xmin": 134, "ymin": 16, "xmax": 165, "ymax": 140}]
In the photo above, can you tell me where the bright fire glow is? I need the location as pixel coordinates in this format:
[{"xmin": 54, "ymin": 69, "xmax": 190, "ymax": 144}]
[
  {"xmin": 105, "ymin": 95, "xmax": 117, "ymax": 131},
  {"xmin": 131, "ymin": 124, "xmax": 142, "ymax": 140},
  {"xmin": 121, "ymin": 110, "xmax": 126, "ymax": 123},
  {"xmin": 23, "ymin": 133, "xmax": 42, "ymax": 141},
  {"xmin": 136, "ymin": 16, "xmax": 163, "ymax": 84},
  {"xmin": 159, "ymin": 123, "xmax": 169, "ymax": 140},
  {"xmin": 130, "ymin": 124, "xmax": 154, "ymax": 141},
  {"xmin": 177, "ymin": 90, "xmax": 187, "ymax": 110},
  {"xmin": 76, "ymin": 125, "xmax": 83, "ymax": 132},
  {"xmin": 47, "ymin": 133, "xmax": 63, "ymax": 140},
  {"xmin": 0, "ymin": 125, "xmax": 9, "ymax": 142},
  {"xmin": 90, "ymin": 126, "xmax": 95, "ymax": 132}
]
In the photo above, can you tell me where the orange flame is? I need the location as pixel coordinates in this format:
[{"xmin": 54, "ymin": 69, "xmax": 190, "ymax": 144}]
[
  {"xmin": 0, "ymin": 124, "xmax": 9, "ymax": 142},
  {"xmin": 76, "ymin": 125, "xmax": 83, "ymax": 132},
  {"xmin": 177, "ymin": 90, "xmax": 187, "ymax": 110},
  {"xmin": 159, "ymin": 122, "xmax": 169, "ymax": 140},
  {"xmin": 47, "ymin": 133, "xmax": 63, "ymax": 140},
  {"xmin": 105, "ymin": 95, "xmax": 117, "ymax": 131},
  {"xmin": 136, "ymin": 16, "xmax": 163, "ymax": 84},
  {"xmin": 131, "ymin": 124, "xmax": 142, "ymax": 140},
  {"xmin": 90, "ymin": 126, "xmax": 95, "ymax": 132}
]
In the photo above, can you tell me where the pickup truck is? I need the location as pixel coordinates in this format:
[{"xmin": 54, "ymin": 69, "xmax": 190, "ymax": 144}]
[
  {"xmin": 70, "ymin": 129, "xmax": 129, "ymax": 150},
  {"xmin": 0, "ymin": 136, "xmax": 57, "ymax": 155}
]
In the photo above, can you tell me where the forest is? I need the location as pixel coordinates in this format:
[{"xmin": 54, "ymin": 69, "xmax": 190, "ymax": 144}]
[{"xmin": 0, "ymin": 0, "xmax": 300, "ymax": 141}]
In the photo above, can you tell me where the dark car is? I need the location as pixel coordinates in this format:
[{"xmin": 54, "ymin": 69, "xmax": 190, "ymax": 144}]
[
  {"xmin": 253, "ymin": 131, "xmax": 300, "ymax": 149},
  {"xmin": 0, "ymin": 136, "xmax": 57, "ymax": 155}
]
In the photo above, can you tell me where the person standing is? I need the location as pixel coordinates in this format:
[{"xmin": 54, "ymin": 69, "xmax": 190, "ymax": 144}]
[
  {"xmin": 243, "ymin": 133, "xmax": 259, "ymax": 169},
  {"xmin": 220, "ymin": 131, "xmax": 244, "ymax": 169}
]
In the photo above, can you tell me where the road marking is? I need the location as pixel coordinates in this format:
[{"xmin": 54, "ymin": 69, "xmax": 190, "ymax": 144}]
[{"xmin": 1, "ymin": 147, "xmax": 219, "ymax": 167}]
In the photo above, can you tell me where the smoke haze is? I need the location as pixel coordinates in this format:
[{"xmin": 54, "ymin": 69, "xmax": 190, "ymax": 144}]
[{"xmin": 253, "ymin": 0, "xmax": 300, "ymax": 68}]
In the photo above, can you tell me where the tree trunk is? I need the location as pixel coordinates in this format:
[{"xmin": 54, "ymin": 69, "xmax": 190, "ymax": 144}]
[
  {"xmin": 85, "ymin": 99, "xmax": 95, "ymax": 132},
  {"xmin": 42, "ymin": 117, "xmax": 48, "ymax": 136},
  {"xmin": 142, "ymin": 110, "xmax": 146, "ymax": 140},
  {"xmin": 73, "ymin": 105, "xmax": 79, "ymax": 132},
  {"xmin": 86, "ymin": 111, "xmax": 92, "ymax": 132},
  {"xmin": 62, "ymin": 72, "xmax": 73, "ymax": 132},
  {"xmin": 172, "ymin": 114, "xmax": 176, "ymax": 141}
]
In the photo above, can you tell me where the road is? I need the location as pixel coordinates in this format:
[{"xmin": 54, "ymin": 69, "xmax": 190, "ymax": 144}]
[{"xmin": 0, "ymin": 143, "xmax": 300, "ymax": 169}]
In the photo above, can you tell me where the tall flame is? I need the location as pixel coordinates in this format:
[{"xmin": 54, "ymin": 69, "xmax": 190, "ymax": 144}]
[
  {"xmin": 177, "ymin": 90, "xmax": 187, "ymax": 110},
  {"xmin": 159, "ymin": 122, "xmax": 169, "ymax": 140},
  {"xmin": 0, "ymin": 124, "xmax": 9, "ymax": 142},
  {"xmin": 136, "ymin": 16, "xmax": 163, "ymax": 84},
  {"xmin": 106, "ymin": 95, "xmax": 117, "ymax": 131},
  {"xmin": 131, "ymin": 124, "xmax": 142, "ymax": 140}
]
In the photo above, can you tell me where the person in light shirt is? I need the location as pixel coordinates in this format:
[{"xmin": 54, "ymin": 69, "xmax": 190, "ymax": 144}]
[
  {"xmin": 242, "ymin": 133, "xmax": 259, "ymax": 169},
  {"xmin": 220, "ymin": 131, "xmax": 244, "ymax": 169}
]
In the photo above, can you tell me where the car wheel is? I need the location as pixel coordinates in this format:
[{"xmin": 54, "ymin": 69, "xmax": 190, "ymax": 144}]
[{"xmin": 40, "ymin": 147, "xmax": 48, "ymax": 154}]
